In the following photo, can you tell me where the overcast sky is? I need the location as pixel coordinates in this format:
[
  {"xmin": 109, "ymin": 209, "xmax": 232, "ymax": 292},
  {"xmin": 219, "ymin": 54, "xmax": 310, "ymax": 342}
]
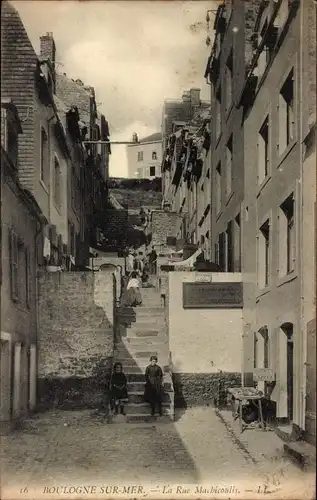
[{"xmin": 13, "ymin": 0, "xmax": 216, "ymax": 177}]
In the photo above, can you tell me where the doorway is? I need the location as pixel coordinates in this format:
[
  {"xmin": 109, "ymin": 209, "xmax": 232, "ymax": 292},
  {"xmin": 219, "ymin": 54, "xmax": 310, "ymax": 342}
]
[{"xmin": 281, "ymin": 322, "xmax": 294, "ymax": 422}]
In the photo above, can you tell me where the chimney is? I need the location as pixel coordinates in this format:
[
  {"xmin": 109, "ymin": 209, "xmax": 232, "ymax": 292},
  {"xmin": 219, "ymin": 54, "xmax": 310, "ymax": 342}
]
[
  {"xmin": 132, "ymin": 133, "xmax": 139, "ymax": 143},
  {"xmin": 40, "ymin": 32, "xmax": 56, "ymax": 67},
  {"xmin": 190, "ymin": 88, "xmax": 201, "ymax": 107}
]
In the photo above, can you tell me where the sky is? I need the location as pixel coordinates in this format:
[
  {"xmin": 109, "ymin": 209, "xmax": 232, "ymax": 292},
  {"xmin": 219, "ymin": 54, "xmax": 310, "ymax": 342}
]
[{"xmin": 13, "ymin": 0, "xmax": 217, "ymax": 177}]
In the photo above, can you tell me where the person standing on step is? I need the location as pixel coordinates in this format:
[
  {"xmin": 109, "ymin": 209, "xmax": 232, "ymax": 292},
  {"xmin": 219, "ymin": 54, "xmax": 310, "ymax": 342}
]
[
  {"xmin": 109, "ymin": 362, "xmax": 128, "ymax": 415},
  {"xmin": 144, "ymin": 356, "xmax": 163, "ymax": 416},
  {"xmin": 125, "ymin": 271, "xmax": 142, "ymax": 307}
]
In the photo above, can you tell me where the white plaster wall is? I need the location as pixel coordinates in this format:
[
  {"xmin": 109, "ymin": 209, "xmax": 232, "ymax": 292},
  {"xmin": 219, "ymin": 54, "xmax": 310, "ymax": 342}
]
[{"xmin": 168, "ymin": 272, "xmax": 243, "ymax": 374}]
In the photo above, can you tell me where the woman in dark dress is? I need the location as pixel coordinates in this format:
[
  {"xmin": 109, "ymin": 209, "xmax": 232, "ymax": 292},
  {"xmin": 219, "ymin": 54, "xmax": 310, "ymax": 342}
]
[
  {"xmin": 109, "ymin": 362, "xmax": 128, "ymax": 415},
  {"xmin": 144, "ymin": 356, "xmax": 163, "ymax": 416}
]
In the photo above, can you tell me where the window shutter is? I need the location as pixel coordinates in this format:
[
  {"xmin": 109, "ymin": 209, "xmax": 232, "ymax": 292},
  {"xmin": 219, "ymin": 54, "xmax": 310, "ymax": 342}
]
[
  {"xmin": 25, "ymin": 248, "xmax": 30, "ymax": 308},
  {"xmin": 9, "ymin": 228, "xmax": 19, "ymax": 301},
  {"xmin": 278, "ymin": 93, "xmax": 287, "ymax": 154}
]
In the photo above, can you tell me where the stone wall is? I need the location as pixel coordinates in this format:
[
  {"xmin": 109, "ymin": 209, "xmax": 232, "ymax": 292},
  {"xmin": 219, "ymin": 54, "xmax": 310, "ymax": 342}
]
[
  {"xmin": 173, "ymin": 372, "xmax": 241, "ymax": 408},
  {"xmin": 150, "ymin": 211, "xmax": 183, "ymax": 251},
  {"xmin": 37, "ymin": 270, "xmax": 115, "ymax": 410}
]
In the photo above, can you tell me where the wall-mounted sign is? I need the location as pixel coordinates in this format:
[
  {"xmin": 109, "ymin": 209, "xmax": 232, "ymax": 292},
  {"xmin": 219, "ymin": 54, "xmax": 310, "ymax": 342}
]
[
  {"xmin": 253, "ymin": 368, "xmax": 275, "ymax": 382},
  {"xmin": 182, "ymin": 282, "xmax": 243, "ymax": 309}
]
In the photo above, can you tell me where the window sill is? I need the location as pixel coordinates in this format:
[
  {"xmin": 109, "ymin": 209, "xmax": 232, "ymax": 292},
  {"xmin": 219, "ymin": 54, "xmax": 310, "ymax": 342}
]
[
  {"xmin": 256, "ymin": 285, "xmax": 272, "ymax": 300},
  {"xmin": 256, "ymin": 175, "xmax": 271, "ymax": 197},
  {"xmin": 225, "ymin": 102, "xmax": 234, "ymax": 122},
  {"xmin": 216, "ymin": 210, "xmax": 223, "ymax": 222},
  {"xmin": 276, "ymin": 271, "xmax": 297, "ymax": 288},
  {"xmin": 277, "ymin": 140, "xmax": 297, "ymax": 169},
  {"xmin": 215, "ymin": 133, "xmax": 222, "ymax": 150},
  {"xmin": 53, "ymin": 202, "xmax": 61, "ymax": 215},
  {"xmin": 40, "ymin": 180, "xmax": 49, "ymax": 194},
  {"xmin": 225, "ymin": 190, "xmax": 234, "ymax": 206}
]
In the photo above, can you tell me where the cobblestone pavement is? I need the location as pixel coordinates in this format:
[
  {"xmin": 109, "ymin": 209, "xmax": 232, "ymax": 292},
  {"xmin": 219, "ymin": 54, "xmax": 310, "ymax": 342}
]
[{"xmin": 1, "ymin": 408, "xmax": 315, "ymax": 500}]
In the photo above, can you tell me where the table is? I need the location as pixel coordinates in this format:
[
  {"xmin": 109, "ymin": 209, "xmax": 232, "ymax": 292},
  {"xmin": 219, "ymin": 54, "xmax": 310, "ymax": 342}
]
[{"xmin": 227, "ymin": 387, "xmax": 265, "ymax": 433}]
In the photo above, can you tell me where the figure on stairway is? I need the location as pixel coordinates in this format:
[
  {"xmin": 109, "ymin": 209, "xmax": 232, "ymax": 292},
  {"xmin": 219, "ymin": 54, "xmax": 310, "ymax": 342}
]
[
  {"xmin": 109, "ymin": 362, "xmax": 128, "ymax": 415},
  {"xmin": 124, "ymin": 271, "xmax": 142, "ymax": 307},
  {"xmin": 144, "ymin": 356, "xmax": 163, "ymax": 416}
]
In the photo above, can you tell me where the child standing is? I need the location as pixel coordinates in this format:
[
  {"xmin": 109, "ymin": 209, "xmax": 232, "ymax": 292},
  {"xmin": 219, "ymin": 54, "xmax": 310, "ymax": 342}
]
[
  {"xmin": 109, "ymin": 362, "xmax": 128, "ymax": 415},
  {"xmin": 144, "ymin": 356, "xmax": 163, "ymax": 416}
]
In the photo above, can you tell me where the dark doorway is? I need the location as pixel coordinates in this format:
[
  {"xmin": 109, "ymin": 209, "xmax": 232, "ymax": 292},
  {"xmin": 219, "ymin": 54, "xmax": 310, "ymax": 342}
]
[{"xmin": 282, "ymin": 323, "xmax": 294, "ymax": 422}]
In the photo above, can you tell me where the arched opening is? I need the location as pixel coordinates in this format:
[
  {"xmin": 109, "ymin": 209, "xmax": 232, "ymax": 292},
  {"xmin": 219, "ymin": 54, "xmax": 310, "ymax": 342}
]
[{"xmin": 281, "ymin": 322, "xmax": 294, "ymax": 422}]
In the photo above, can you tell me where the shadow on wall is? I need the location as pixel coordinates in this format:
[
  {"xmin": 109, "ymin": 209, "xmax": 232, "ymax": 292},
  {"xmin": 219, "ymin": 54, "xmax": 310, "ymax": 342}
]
[{"xmin": 37, "ymin": 270, "xmax": 116, "ymax": 413}]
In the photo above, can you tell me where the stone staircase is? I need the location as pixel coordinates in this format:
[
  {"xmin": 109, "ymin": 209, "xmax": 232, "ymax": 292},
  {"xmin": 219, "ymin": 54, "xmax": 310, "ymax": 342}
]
[{"xmin": 111, "ymin": 285, "xmax": 174, "ymax": 423}]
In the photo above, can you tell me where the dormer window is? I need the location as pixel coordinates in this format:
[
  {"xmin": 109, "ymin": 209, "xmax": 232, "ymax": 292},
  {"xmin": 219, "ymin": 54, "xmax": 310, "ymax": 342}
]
[{"xmin": 1, "ymin": 100, "xmax": 22, "ymax": 169}]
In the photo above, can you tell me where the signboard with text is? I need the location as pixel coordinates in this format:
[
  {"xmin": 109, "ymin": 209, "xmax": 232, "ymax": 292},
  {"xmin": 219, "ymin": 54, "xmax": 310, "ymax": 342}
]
[
  {"xmin": 182, "ymin": 282, "xmax": 243, "ymax": 309},
  {"xmin": 253, "ymin": 368, "xmax": 275, "ymax": 382}
]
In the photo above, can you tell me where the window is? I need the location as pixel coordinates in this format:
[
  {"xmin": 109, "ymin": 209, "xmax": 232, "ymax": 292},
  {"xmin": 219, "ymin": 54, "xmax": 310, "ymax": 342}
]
[
  {"xmin": 150, "ymin": 166, "xmax": 156, "ymax": 177},
  {"xmin": 226, "ymin": 135, "xmax": 233, "ymax": 197},
  {"xmin": 226, "ymin": 221, "xmax": 234, "ymax": 272},
  {"xmin": 9, "ymin": 229, "xmax": 19, "ymax": 301},
  {"xmin": 68, "ymin": 221, "xmax": 75, "ymax": 257},
  {"xmin": 279, "ymin": 193, "xmax": 295, "ymax": 276},
  {"xmin": 40, "ymin": 127, "xmax": 49, "ymax": 186},
  {"xmin": 2, "ymin": 108, "xmax": 19, "ymax": 168},
  {"xmin": 9, "ymin": 229, "xmax": 30, "ymax": 306},
  {"xmin": 216, "ymin": 162, "xmax": 222, "ymax": 214},
  {"xmin": 274, "ymin": 0, "xmax": 289, "ymax": 29},
  {"xmin": 278, "ymin": 69, "xmax": 295, "ymax": 154},
  {"xmin": 219, "ymin": 232, "xmax": 226, "ymax": 271},
  {"xmin": 258, "ymin": 116, "xmax": 269, "ymax": 184},
  {"xmin": 152, "ymin": 151, "xmax": 157, "ymax": 160},
  {"xmin": 234, "ymin": 213, "xmax": 241, "ymax": 272},
  {"xmin": 215, "ymin": 242, "xmax": 219, "ymax": 265},
  {"xmin": 258, "ymin": 219, "xmax": 270, "ymax": 288},
  {"xmin": 255, "ymin": 327, "xmax": 269, "ymax": 370},
  {"xmin": 53, "ymin": 156, "xmax": 61, "ymax": 208},
  {"xmin": 215, "ymin": 87, "xmax": 222, "ymax": 141},
  {"xmin": 25, "ymin": 248, "xmax": 30, "ymax": 308},
  {"xmin": 137, "ymin": 151, "xmax": 144, "ymax": 162},
  {"xmin": 225, "ymin": 51, "xmax": 233, "ymax": 113},
  {"xmin": 7, "ymin": 121, "xmax": 19, "ymax": 168}
]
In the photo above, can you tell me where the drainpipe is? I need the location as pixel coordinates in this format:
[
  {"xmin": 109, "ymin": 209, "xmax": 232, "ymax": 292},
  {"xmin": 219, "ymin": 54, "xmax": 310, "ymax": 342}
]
[{"xmin": 299, "ymin": 0, "xmax": 305, "ymax": 434}]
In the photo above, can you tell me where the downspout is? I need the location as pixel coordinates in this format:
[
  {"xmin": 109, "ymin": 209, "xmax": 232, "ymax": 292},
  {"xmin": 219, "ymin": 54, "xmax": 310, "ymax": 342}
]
[{"xmin": 299, "ymin": 0, "xmax": 305, "ymax": 434}]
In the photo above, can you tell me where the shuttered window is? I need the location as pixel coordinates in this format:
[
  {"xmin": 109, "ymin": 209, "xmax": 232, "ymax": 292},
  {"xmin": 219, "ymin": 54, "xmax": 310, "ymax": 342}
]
[{"xmin": 9, "ymin": 228, "xmax": 19, "ymax": 301}]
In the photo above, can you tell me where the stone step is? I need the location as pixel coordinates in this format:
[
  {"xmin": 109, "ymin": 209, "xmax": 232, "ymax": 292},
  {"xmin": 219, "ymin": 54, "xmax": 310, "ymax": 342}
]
[
  {"xmin": 117, "ymin": 306, "xmax": 164, "ymax": 315},
  {"xmin": 120, "ymin": 365, "xmax": 170, "ymax": 374},
  {"xmin": 125, "ymin": 373, "xmax": 172, "ymax": 383},
  {"xmin": 128, "ymin": 392, "xmax": 173, "ymax": 404},
  {"xmin": 283, "ymin": 441, "xmax": 316, "ymax": 471},
  {"xmin": 127, "ymin": 330, "xmax": 161, "ymax": 337},
  {"xmin": 126, "ymin": 414, "xmax": 173, "ymax": 424},
  {"xmin": 127, "ymin": 381, "xmax": 173, "ymax": 392},
  {"xmin": 127, "ymin": 321, "xmax": 165, "ymax": 330},
  {"xmin": 124, "ymin": 403, "xmax": 172, "ymax": 415}
]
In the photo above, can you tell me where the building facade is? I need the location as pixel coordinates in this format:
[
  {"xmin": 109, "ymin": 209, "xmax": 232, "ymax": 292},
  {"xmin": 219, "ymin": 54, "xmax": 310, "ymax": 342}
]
[
  {"xmin": 0, "ymin": 1, "xmax": 112, "ymax": 429},
  {"xmin": 205, "ymin": 0, "xmax": 258, "ymax": 273},
  {"xmin": 161, "ymin": 88, "xmax": 212, "ymax": 257},
  {"xmin": 240, "ymin": 0, "xmax": 316, "ymax": 442},
  {"xmin": 1, "ymin": 101, "xmax": 46, "ymax": 430},
  {"xmin": 127, "ymin": 132, "xmax": 162, "ymax": 179}
]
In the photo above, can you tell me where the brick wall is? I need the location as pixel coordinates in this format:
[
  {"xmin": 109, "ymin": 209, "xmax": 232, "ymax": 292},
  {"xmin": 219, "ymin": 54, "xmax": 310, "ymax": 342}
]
[{"xmin": 37, "ymin": 270, "xmax": 115, "ymax": 409}]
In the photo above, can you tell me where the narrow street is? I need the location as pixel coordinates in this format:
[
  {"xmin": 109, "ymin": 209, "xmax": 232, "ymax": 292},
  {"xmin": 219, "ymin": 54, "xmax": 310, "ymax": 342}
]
[{"xmin": 1, "ymin": 407, "xmax": 314, "ymax": 499}]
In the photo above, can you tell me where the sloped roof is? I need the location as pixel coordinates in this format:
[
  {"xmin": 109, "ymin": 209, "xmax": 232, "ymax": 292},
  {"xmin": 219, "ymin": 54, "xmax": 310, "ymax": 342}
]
[{"xmin": 139, "ymin": 132, "xmax": 162, "ymax": 143}]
